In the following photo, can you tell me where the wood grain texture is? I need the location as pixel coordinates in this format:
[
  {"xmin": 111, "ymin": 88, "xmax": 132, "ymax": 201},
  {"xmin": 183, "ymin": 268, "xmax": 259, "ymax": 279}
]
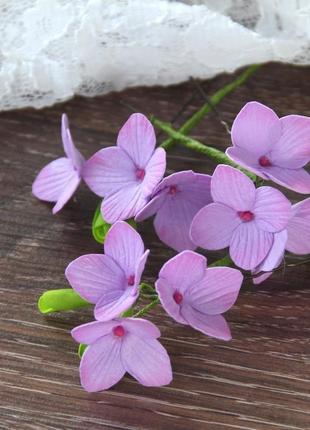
[{"xmin": 0, "ymin": 63, "xmax": 309, "ymax": 430}]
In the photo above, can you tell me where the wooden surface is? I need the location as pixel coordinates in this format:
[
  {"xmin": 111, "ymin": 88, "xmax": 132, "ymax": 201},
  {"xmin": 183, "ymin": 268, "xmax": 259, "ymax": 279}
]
[{"xmin": 0, "ymin": 63, "xmax": 309, "ymax": 430}]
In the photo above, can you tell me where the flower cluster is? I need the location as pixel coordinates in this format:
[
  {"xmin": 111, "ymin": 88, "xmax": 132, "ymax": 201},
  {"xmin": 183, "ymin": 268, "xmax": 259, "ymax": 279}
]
[{"xmin": 34, "ymin": 101, "xmax": 310, "ymax": 392}]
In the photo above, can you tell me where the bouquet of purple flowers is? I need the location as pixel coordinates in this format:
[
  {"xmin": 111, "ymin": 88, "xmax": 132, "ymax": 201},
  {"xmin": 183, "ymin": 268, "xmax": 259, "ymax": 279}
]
[{"xmin": 33, "ymin": 71, "xmax": 310, "ymax": 392}]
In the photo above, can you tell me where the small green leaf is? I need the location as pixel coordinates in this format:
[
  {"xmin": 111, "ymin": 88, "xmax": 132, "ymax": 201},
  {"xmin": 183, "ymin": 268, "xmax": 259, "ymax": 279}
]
[
  {"xmin": 92, "ymin": 205, "xmax": 111, "ymax": 244},
  {"xmin": 210, "ymin": 255, "xmax": 232, "ymax": 267},
  {"xmin": 78, "ymin": 343, "xmax": 87, "ymax": 358},
  {"xmin": 92, "ymin": 203, "xmax": 137, "ymax": 244},
  {"xmin": 38, "ymin": 289, "xmax": 90, "ymax": 314}
]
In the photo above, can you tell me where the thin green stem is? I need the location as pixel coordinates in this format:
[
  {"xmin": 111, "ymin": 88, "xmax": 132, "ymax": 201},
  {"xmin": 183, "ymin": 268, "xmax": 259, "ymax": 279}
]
[
  {"xmin": 38, "ymin": 289, "xmax": 90, "ymax": 314},
  {"xmin": 140, "ymin": 282, "xmax": 156, "ymax": 294},
  {"xmin": 160, "ymin": 64, "xmax": 260, "ymax": 150},
  {"xmin": 152, "ymin": 118, "xmax": 256, "ymax": 180},
  {"xmin": 133, "ymin": 298, "xmax": 160, "ymax": 318}
]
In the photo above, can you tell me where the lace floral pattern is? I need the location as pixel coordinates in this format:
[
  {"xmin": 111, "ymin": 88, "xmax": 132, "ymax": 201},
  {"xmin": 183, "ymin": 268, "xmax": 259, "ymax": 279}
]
[{"xmin": 1, "ymin": 0, "xmax": 309, "ymax": 110}]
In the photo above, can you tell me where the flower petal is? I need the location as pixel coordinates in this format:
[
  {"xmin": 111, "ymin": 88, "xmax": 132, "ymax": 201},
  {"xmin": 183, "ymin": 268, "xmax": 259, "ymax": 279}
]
[
  {"xmin": 65, "ymin": 254, "xmax": 126, "ymax": 303},
  {"xmin": 117, "ymin": 113, "xmax": 156, "ymax": 167},
  {"xmin": 252, "ymin": 272, "xmax": 273, "ymax": 285},
  {"xmin": 211, "ymin": 165, "xmax": 256, "ymax": 211},
  {"xmin": 181, "ymin": 305, "xmax": 231, "ymax": 340},
  {"xmin": 153, "ymin": 193, "xmax": 197, "ymax": 251},
  {"xmin": 264, "ymin": 166, "xmax": 310, "ymax": 194},
  {"xmin": 135, "ymin": 193, "xmax": 167, "ymax": 221},
  {"xmin": 61, "ymin": 114, "xmax": 85, "ymax": 172},
  {"xmin": 134, "ymin": 250, "xmax": 150, "ymax": 287},
  {"xmin": 231, "ymin": 101, "xmax": 281, "ymax": 156},
  {"xmin": 122, "ymin": 318, "xmax": 160, "ymax": 339},
  {"xmin": 190, "ymin": 203, "xmax": 241, "ymax": 250},
  {"xmin": 188, "ymin": 267, "xmax": 243, "ymax": 315},
  {"xmin": 157, "ymin": 250, "xmax": 206, "ymax": 293},
  {"xmin": 32, "ymin": 157, "xmax": 77, "ymax": 202},
  {"xmin": 71, "ymin": 320, "xmax": 117, "ymax": 344},
  {"xmin": 142, "ymin": 147, "xmax": 166, "ymax": 197},
  {"xmin": 122, "ymin": 334, "xmax": 172, "ymax": 387},
  {"xmin": 80, "ymin": 335, "xmax": 125, "ymax": 392},
  {"xmin": 270, "ymin": 115, "xmax": 310, "ymax": 168},
  {"xmin": 254, "ymin": 186, "xmax": 291, "ymax": 232},
  {"xmin": 82, "ymin": 147, "xmax": 137, "ymax": 197},
  {"xmin": 254, "ymin": 229, "xmax": 287, "ymax": 273},
  {"xmin": 94, "ymin": 287, "xmax": 138, "ymax": 321},
  {"xmin": 104, "ymin": 221, "xmax": 144, "ymax": 277},
  {"xmin": 101, "ymin": 184, "xmax": 146, "ymax": 223},
  {"xmin": 286, "ymin": 198, "xmax": 310, "ymax": 254},
  {"xmin": 230, "ymin": 222, "xmax": 273, "ymax": 270},
  {"xmin": 226, "ymin": 147, "xmax": 269, "ymax": 180},
  {"xmin": 52, "ymin": 174, "xmax": 81, "ymax": 214}
]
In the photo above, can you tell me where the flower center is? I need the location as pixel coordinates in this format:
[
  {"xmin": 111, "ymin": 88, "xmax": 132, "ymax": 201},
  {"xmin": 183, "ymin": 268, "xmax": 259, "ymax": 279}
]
[
  {"xmin": 238, "ymin": 211, "xmax": 254, "ymax": 222},
  {"xmin": 136, "ymin": 168, "xmax": 145, "ymax": 180},
  {"xmin": 259, "ymin": 155, "xmax": 272, "ymax": 167},
  {"xmin": 169, "ymin": 185, "xmax": 178, "ymax": 195},
  {"xmin": 113, "ymin": 325, "xmax": 125, "ymax": 337},
  {"xmin": 127, "ymin": 275, "xmax": 135, "ymax": 286},
  {"xmin": 173, "ymin": 290, "xmax": 183, "ymax": 304}
]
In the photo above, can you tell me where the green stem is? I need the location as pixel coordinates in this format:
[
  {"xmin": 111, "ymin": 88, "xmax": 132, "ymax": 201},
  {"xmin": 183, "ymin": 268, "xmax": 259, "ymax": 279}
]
[
  {"xmin": 38, "ymin": 289, "xmax": 90, "ymax": 314},
  {"xmin": 160, "ymin": 64, "xmax": 260, "ymax": 150},
  {"xmin": 152, "ymin": 118, "xmax": 256, "ymax": 180},
  {"xmin": 133, "ymin": 298, "xmax": 160, "ymax": 318},
  {"xmin": 140, "ymin": 282, "xmax": 156, "ymax": 294}
]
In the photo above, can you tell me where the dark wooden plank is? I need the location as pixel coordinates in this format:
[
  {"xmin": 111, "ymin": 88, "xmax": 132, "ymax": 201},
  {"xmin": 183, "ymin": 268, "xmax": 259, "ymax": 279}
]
[{"xmin": 0, "ymin": 63, "xmax": 309, "ymax": 430}]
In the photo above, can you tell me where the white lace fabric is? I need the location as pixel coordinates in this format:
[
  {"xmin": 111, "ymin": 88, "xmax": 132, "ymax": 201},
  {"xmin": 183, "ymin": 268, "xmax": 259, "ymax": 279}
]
[{"xmin": 1, "ymin": 0, "xmax": 309, "ymax": 110}]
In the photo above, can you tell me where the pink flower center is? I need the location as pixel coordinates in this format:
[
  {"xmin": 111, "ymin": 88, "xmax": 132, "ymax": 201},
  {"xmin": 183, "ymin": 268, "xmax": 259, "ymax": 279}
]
[
  {"xmin": 238, "ymin": 211, "xmax": 254, "ymax": 222},
  {"xmin": 127, "ymin": 275, "xmax": 135, "ymax": 286},
  {"xmin": 136, "ymin": 168, "xmax": 145, "ymax": 180},
  {"xmin": 113, "ymin": 325, "xmax": 125, "ymax": 337},
  {"xmin": 259, "ymin": 155, "xmax": 272, "ymax": 167},
  {"xmin": 169, "ymin": 185, "xmax": 178, "ymax": 195},
  {"xmin": 173, "ymin": 290, "xmax": 183, "ymax": 304}
]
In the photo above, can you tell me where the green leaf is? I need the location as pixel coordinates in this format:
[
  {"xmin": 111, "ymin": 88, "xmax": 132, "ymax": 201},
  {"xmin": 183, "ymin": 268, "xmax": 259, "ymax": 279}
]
[
  {"xmin": 92, "ymin": 205, "xmax": 111, "ymax": 244},
  {"xmin": 78, "ymin": 343, "xmax": 88, "ymax": 358},
  {"xmin": 92, "ymin": 203, "xmax": 137, "ymax": 244},
  {"xmin": 38, "ymin": 289, "xmax": 90, "ymax": 314},
  {"xmin": 209, "ymin": 255, "xmax": 233, "ymax": 267}
]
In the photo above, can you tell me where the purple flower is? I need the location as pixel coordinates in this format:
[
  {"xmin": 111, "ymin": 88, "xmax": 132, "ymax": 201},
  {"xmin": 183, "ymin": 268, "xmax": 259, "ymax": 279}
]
[
  {"xmin": 135, "ymin": 170, "xmax": 212, "ymax": 251},
  {"xmin": 83, "ymin": 113, "xmax": 166, "ymax": 223},
  {"xmin": 65, "ymin": 221, "xmax": 149, "ymax": 320},
  {"xmin": 72, "ymin": 318, "xmax": 172, "ymax": 391},
  {"xmin": 155, "ymin": 250, "xmax": 243, "ymax": 340},
  {"xmin": 190, "ymin": 165, "xmax": 291, "ymax": 270},
  {"xmin": 32, "ymin": 114, "xmax": 85, "ymax": 214},
  {"xmin": 226, "ymin": 101, "xmax": 310, "ymax": 194},
  {"xmin": 253, "ymin": 197, "xmax": 310, "ymax": 284}
]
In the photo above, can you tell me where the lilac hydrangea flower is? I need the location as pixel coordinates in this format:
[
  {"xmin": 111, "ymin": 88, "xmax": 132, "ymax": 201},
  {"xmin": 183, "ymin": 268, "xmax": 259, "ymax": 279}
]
[
  {"xmin": 226, "ymin": 101, "xmax": 310, "ymax": 194},
  {"xmin": 72, "ymin": 318, "xmax": 172, "ymax": 391},
  {"xmin": 253, "ymin": 197, "xmax": 310, "ymax": 284},
  {"xmin": 83, "ymin": 113, "xmax": 166, "ymax": 223},
  {"xmin": 190, "ymin": 165, "xmax": 291, "ymax": 270},
  {"xmin": 135, "ymin": 170, "xmax": 212, "ymax": 251},
  {"xmin": 65, "ymin": 221, "xmax": 149, "ymax": 320},
  {"xmin": 32, "ymin": 114, "xmax": 85, "ymax": 214},
  {"xmin": 155, "ymin": 250, "xmax": 243, "ymax": 340}
]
